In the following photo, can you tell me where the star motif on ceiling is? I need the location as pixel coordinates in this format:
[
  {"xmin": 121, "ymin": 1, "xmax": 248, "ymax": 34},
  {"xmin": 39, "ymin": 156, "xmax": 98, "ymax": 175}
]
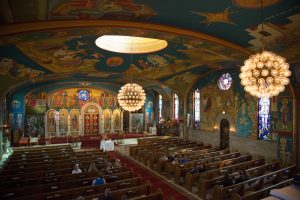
[{"xmin": 191, "ymin": 7, "xmax": 236, "ymax": 26}]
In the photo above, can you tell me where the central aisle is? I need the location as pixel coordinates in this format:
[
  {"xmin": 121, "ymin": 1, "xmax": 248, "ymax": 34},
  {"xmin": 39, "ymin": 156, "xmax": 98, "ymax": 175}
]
[{"xmin": 109, "ymin": 144, "xmax": 199, "ymax": 200}]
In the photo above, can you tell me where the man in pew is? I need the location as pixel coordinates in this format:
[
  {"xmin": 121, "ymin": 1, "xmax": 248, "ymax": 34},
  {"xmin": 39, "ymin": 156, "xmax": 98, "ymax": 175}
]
[
  {"xmin": 101, "ymin": 188, "xmax": 114, "ymax": 200},
  {"xmin": 222, "ymin": 171, "xmax": 234, "ymax": 187},
  {"xmin": 235, "ymin": 170, "xmax": 250, "ymax": 184},
  {"xmin": 190, "ymin": 163, "xmax": 205, "ymax": 174},
  {"xmin": 72, "ymin": 163, "xmax": 82, "ymax": 174}
]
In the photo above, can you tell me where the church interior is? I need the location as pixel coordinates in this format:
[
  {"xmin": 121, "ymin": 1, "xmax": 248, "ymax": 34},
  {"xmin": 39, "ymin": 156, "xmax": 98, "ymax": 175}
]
[{"xmin": 0, "ymin": 0, "xmax": 300, "ymax": 199}]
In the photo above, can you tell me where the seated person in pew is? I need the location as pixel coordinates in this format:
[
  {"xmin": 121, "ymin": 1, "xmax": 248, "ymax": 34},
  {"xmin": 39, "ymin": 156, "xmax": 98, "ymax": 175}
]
[
  {"xmin": 92, "ymin": 172, "xmax": 106, "ymax": 186},
  {"xmin": 76, "ymin": 196, "xmax": 85, "ymax": 200},
  {"xmin": 178, "ymin": 157, "xmax": 188, "ymax": 164},
  {"xmin": 171, "ymin": 158, "xmax": 179, "ymax": 165},
  {"xmin": 222, "ymin": 172, "xmax": 234, "ymax": 187},
  {"xmin": 106, "ymin": 161, "xmax": 114, "ymax": 171},
  {"xmin": 190, "ymin": 163, "xmax": 205, "ymax": 174},
  {"xmin": 114, "ymin": 159, "xmax": 122, "ymax": 168},
  {"xmin": 159, "ymin": 155, "xmax": 168, "ymax": 161},
  {"xmin": 120, "ymin": 194, "xmax": 128, "ymax": 200},
  {"xmin": 88, "ymin": 162, "xmax": 98, "ymax": 173},
  {"xmin": 101, "ymin": 188, "xmax": 114, "ymax": 200},
  {"xmin": 235, "ymin": 170, "xmax": 250, "ymax": 184},
  {"xmin": 72, "ymin": 163, "xmax": 82, "ymax": 174}
]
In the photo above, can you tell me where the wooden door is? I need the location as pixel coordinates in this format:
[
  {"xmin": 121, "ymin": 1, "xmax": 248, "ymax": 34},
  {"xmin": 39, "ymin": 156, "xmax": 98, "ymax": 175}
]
[
  {"xmin": 220, "ymin": 119, "xmax": 230, "ymax": 150},
  {"xmin": 84, "ymin": 105, "xmax": 99, "ymax": 135}
]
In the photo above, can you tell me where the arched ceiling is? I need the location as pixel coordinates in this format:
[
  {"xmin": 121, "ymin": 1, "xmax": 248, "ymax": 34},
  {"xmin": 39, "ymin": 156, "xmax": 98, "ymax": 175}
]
[{"xmin": 0, "ymin": 0, "xmax": 299, "ymax": 97}]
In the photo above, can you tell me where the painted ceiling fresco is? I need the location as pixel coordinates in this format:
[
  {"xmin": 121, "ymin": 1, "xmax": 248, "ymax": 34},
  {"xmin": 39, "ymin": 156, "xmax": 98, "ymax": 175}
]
[{"xmin": 0, "ymin": 0, "xmax": 299, "ymax": 96}]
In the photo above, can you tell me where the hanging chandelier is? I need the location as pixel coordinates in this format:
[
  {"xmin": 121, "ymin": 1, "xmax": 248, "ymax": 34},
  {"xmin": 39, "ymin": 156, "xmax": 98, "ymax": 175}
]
[
  {"xmin": 240, "ymin": 51, "xmax": 291, "ymax": 98},
  {"xmin": 239, "ymin": 0, "xmax": 291, "ymax": 98},
  {"xmin": 117, "ymin": 83, "xmax": 146, "ymax": 112}
]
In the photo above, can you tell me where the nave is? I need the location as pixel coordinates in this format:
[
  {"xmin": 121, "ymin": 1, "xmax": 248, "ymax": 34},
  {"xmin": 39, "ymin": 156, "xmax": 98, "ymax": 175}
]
[{"xmin": 0, "ymin": 136, "xmax": 298, "ymax": 200}]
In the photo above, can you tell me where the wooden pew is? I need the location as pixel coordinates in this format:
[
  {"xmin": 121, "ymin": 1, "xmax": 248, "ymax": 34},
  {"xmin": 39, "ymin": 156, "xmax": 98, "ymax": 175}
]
[
  {"xmin": 197, "ymin": 161, "xmax": 280, "ymax": 200},
  {"xmin": 156, "ymin": 148, "xmax": 221, "ymax": 173},
  {"xmin": 149, "ymin": 144, "xmax": 214, "ymax": 170},
  {"xmin": 212, "ymin": 165, "xmax": 295, "ymax": 200},
  {"xmin": 231, "ymin": 178, "xmax": 293, "ymax": 200},
  {"xmin": 85, "ymin": 184, "xmax": 152, "ymax": 200},
  {"xmin": 0, "ymin": 157, "xmax": 115, "ymax": 178},
  {"xmin": 0, "ymin": 159, "xmax": 117, "ymax": 185},
  {"xmin": 173, "ymin": 152, "xmax": 241, "ymax": 184},
  {"xmin": 0, "ymin": 166, "xmax": 128, "ymax": 194},
  {"xmin": 141, "ymin": 142, "xmax": 204, "ymax": 166},
  {"xmin": 7, "ymin": 173, "xmax": 138, "ymax": 200},
  {"xmin": 185, "ymin": 157, "xmax": 265, "ymax": 191},
  {"xmin": 130, "ymin": 189, "xmax": 163, "ymax": 200}
]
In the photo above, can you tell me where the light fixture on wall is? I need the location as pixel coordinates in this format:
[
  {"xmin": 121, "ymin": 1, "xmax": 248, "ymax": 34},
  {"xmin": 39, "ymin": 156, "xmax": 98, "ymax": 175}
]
[
  {"xmin": 239, "ymin": 0, "xmax": 291, "ymax": 98},
  {"xmin": 117, "ymin": 83, "xmax": 146, "ymax": 112}
]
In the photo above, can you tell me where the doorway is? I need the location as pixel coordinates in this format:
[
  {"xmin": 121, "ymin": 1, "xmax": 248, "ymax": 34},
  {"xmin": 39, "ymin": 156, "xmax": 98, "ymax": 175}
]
[
  {"xmin": 220, "ymin": 119, "xmax": 230, "ymax": 150},
  {"xmin": 83, "ymin": 105, "xmax": 100, "ymax": 135}
]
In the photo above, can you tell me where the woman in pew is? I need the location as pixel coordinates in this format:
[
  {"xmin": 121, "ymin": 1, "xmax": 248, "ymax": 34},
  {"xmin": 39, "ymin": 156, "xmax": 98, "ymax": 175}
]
[
  {"xmin": 72, "ymin": 163, "xmax": 82, "ymax": 174},
  {"xmin": 101, "ymin": 188, "xmax": 114, "ymax": 200},
  {"xmin": 92, "ymin": 172, "xmax": 106, "ymax": 186}
]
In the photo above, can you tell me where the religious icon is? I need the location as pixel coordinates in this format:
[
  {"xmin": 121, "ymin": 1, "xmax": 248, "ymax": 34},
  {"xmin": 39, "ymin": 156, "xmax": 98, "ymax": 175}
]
[
  {"xmin": 113, "ymin": 110, "xmax": 121, "ymax": 129},
  {"xmin": 280, "ymin": 98, "xmax": 288, "ymax": 129},
  {"xmin": 104, "ymin": 110, "xmax": 111, "ymax": 130},
  {"xmin": 48, "ymin": 110, "xmax": 56, "ymax": 132},
  {"xmin": 59, "ymin": 110, "xmax": 68, "ymax": 132}
]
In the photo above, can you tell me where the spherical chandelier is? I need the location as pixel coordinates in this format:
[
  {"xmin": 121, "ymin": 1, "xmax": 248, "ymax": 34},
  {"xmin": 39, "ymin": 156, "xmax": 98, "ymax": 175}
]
[
  {"xmin": 117, "ymin": 83, "xmax": 146, "ymax": 112},
  {"xmin": 239, "ymin": 0, "xmax": 291, "ymax": 98},
  {"xmin": 239, "ymin": 51, "xmax": 291, "ymax": 98}
]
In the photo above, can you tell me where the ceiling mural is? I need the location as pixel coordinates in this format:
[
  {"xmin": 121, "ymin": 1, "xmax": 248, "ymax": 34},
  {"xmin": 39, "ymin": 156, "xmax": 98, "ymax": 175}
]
[{"xmin": 0, "ymin": 0, "xmax": 299, "ymax": 96}]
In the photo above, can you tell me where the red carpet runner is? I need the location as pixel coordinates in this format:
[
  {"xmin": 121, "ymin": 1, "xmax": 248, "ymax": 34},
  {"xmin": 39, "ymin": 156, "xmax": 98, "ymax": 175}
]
[{"xmin": 109, "ymin": 151, "xmax": 192, "ymax": 200}]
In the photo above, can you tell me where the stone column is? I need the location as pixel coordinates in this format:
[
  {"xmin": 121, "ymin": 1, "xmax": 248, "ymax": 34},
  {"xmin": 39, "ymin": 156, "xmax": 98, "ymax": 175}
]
[{"xmin": 183, "ymin": 92, "xmax": 189, "ymax": 140}]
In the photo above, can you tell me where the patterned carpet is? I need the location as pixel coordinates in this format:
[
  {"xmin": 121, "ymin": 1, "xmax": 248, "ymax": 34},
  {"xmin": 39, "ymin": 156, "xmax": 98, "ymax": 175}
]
[{"xmin": 108, "ymin": 151, "xmax": 197, "ymax": 200}]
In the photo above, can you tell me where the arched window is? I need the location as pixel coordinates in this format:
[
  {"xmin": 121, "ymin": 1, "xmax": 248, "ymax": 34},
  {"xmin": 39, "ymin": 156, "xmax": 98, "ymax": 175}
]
[
  {"xmin": 194, "ymin": 89, "xmax": 200, "ymax": 129},
  {"xmin": 174, "ymin": 93, "xmax": 179, "ymax": 120},
  {"xmin": 258, "ymin": 97, "xmax": 270, "ymax": 140},
  {"xmin": 159, "ymin": 94, "xmax": 163, "ymax": 122}
]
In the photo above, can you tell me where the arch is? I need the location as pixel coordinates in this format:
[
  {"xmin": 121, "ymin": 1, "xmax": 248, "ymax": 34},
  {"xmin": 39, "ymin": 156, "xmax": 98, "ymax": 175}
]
[
  {"xmin": 70, "ymin": 109, "xmax": 80, "ymax": 134},
  {"xmin": 113, "ymin": 109, "xmax": 122, "ymax": 130},
  {"xmin": 46, "ymin": 109, "xmax": 57, "ymax": 136},
  {"xmin": 81, "ymin": 103, "xmax": 102, "ymax": 135},
  {"xmin": 214, "ymin": 112, "xmax": 236, "ymax": 134},
  {"xmin": 59, "ymin": 109, "xmax": 68, "ymax": 135},
  {"xmin": 103, "ymin": 109, "xmax": 112, "ymax": 132}
]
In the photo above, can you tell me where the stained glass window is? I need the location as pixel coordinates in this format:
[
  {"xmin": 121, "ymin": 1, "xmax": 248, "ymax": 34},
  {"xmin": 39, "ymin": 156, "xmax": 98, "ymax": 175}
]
[
  {"xmin": 258, "ymin": 97, "xmax": 271, "ymax": 140},
  {"xmin": 78, "ymin": 90, "xmax": 90, "ymax": 101},
  {"xmin": 218, "ymin": 73, "xmax": 232, "ymax": 90},
  {"xmin": 174, "ymin": 93, "xmax": 179, "ymax": 120},
  {"xmin": 194, "ymin": 89, "xmax": 200, "ymax": 129},
  {"xmin": 159, "ymin": 94, "xmax": 163, "ymax": 122}
]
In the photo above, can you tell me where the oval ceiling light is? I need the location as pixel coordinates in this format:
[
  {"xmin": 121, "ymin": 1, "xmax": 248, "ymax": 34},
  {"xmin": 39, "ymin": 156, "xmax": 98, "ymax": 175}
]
[{"xmin": 95, "ymin": 35, "xmax": 168, "ymax": 54}]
